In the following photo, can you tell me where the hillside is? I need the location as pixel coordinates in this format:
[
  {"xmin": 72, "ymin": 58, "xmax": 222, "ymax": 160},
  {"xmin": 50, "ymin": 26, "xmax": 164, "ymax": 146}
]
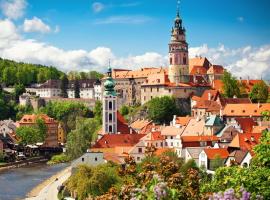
[{"xmin": 0, "ymin": 58, "xmax": 64, "ymax": 86}]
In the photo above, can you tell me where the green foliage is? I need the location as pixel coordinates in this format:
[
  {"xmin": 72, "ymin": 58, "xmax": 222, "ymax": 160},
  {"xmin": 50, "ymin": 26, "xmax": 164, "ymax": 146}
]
[
  {"xmin": 261, "ymin": 110, "xmax": 270, "ymax": 121},
  {"xmin": 15, "ymin": 104, "xmax": 34, "ymax": 120},
  {"xmin": 67, "ymin": 70, "xmax": 103, "ymax": 80},
  {"xmin": 40, "ymin": 101, "xmax": 92, "ymax": 133},
  {"xmin": 93, "ymin": 100, "xmax": 102, "ymax": 124},
  {"xmin": 221, "ymin": 71, "xmax": 240, "ymax": 98},
  {"xmin": 253, "ymin": 130, "xmax": 270, "ymax": 167},
  {"xmin": 16, "ymin": 125, "xmax": 44, "ymax": 145},
  {"xmin": 13, "ymin": 84, "xmax": 26, "ymax": 102},
  {"xmin": 47, "ymin": 153, "xmax": 70, "ymax": 165},
  {"xmin": 147, "ymin": 96, "xmax": 179, "ymax": 124},
  {"xmin": 66, "ymin": 164, "xmax": 120, "ymax": 199},
  {"xmin": 209, "ymin": 155, "xmax": 224, "ymax": 171},
  {"xmin": 0, "ymin": 57, "xmax": 63, "ymax": 86},
  {"xmin": 119, "ymin": 105, "xmax": 129, "ymax": 116},
  {"xmin": 249, "ymin": 81, "xmax": 269, "ymax": 103},
  {"xmin": 60, "ymin": 74, "xmax": 69, "ymax": 98},
  {"xmin": 0, "ymin": 152, "xmax": 5, "ymax": 162},
  {"xmin": 66, "ymin": 118, "xmax": 99, "ymax": 159}
]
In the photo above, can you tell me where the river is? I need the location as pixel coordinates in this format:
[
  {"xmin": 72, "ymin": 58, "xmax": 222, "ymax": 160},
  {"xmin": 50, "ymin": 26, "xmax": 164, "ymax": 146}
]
[{"xmin": 0, "ymin": 163, "xmax": 68, "ymax": 200}]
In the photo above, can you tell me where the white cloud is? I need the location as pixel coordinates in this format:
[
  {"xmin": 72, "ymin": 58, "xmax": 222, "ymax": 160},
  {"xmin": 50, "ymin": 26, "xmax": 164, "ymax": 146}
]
[
  {"xmin": 92, "ymin": 2, "xmax": 104, "ymax": 13},
  {"xmin": 23, "ymin": 17, "xmax": 52, "ymax": 33},
  {"xmin": 0, "ymin": 0, "xmax": 27, "ymax": 19},
  {"xmin": 0, "ymin": 19, "xmax": 269, "ymax": 79},
  {"xmin": 93, "ymin": 15, "xmax": 152, "ymax": 25}
]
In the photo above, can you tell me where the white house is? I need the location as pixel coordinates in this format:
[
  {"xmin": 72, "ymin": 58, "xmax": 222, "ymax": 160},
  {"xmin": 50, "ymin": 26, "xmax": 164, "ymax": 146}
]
[
  {"xmin": 225, "ymin": 150, "xmax": 252, "ymax": 167},
  {"xmin": 94, "ymin": 80, "xmax": 102, "ymax": 100},
  {"xmin": 71, "ymin": 152, "xmax": 105, "ymax": 170},
  {"xmin": 36, "ymin": 80, "xmax": 61, "ymax": 98}
]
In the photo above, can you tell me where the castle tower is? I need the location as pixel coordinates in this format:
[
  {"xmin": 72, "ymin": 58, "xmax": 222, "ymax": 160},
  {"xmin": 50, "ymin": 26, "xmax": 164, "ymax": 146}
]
[
  {"xmin": 103, "ymin": 66, "xmax": 118, "ymax": 134},
  {"xmin": 168, "ymin": 1, "xmax": 189, "ymax": 83}
]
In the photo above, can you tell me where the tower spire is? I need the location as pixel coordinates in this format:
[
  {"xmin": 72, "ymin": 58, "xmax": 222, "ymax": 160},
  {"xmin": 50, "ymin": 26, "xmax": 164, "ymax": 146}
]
[{"xmin": 176, "ymin": 0, "xmax": 180, "ymax": 17}]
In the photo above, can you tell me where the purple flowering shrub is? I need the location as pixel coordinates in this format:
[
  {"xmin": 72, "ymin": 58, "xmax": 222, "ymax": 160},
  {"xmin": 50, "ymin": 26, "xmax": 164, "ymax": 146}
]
[{"xmin": 209, "ymin": 188, "xmax": 263, "ymax": 200}]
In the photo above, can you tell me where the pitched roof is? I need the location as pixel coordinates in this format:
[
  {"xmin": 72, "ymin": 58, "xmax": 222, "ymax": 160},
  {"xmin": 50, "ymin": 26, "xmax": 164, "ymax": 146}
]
[
  {"xmin": 154, "ymin": 148, "xmax": 175, "ymax": 156},
  {"xmin": 219, "ymin": 97, "xmax": 252, "ymax": 107},
  {"xmin": 207, "ymin": 65, "xmax": 224, "ymax": 74},
  {"xmin": 142, "ymin": 131, "xmax": 165, "ymax": 141},
  {"xmin": 19, "ymin": 114, "xmax": 58, "ymax": 124},
  {"xmin": 189, "ymin": 57, "xmax": 211, "ymax": 72},
  {"xmin": 130, "ymin": 119, "xmax": 152, "ymax": 131},
  {"xmin": 219, "ymin": 125, "xmax": 240, "ymax": 142},
  {"xmin": 175, "ymin": 116, "xmax": 193, "ymax": 126},
  {"xmin": 190, "ymin": 66, "xmax": 207, "ymax": 75},
  {"xmin": 161, "ymin": 125, "xmax": 185, "ymax": 136},
  {"xmin": 186, "ymin": 147, "xmax": 204, "ymax": 159},
  {"xmin": 229, "ymin": 133, "xmax": 261, "ymax": 151},
  {"xmin": 205, "ymin": 115, "xmax": 224, "ymax": 126},
  {"xmin": 203, "ymin": 148, "xmax": 229, "ymax": 159},
  {"xmin": 235, "ymin": 118, "xmax": 257, "ymax": 133},
  {"xmin": 223, "ymin": 103, "xmax": 270, "ymax": 117},
  {"xmin": 116, "ymin": 111, "xmax": 135, "ymax": 134},
  {"xmin": 112, "ymin": 67, "xmax": 166, "ymax": 79},
  {"xmin": 181, "ymin": 135, "xmax": 219, "ymax": 142},
  {"xmin": 228, "ymin": 150, "xmax": 249, "ymax": 164},
  {"xmin": 252, "ymin": 126, "xmax": 269, "ymax": 133},
  {"xmin": 181, "ymin": 118, "xmax": 205, "ymax": 136},
  {"xmin": 193, "ymin": 100, "xmax": 221, "ymax": 112},
  {"xmin": 92, "ymin": 134, "xmax": 146, "ymax": 148},
  {"xmin": 201, "ymin": 90, "xmax": 220, "ymax": 101},
  {"xmin": 38, "ymin": 79, "xmax": 61, "ymax": 89}
]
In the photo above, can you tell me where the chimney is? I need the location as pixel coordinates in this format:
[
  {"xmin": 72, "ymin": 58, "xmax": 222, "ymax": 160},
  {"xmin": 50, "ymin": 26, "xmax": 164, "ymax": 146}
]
[
  {"xmin": 129, "ymin": 128, "xmax": 132, "ymax": 134},
  {"xmin": 251, "ymin": 136, "xmax": 255, "ymax": 142},
  {"xmin": 247, "ymin": 76, "xmax": 250, "ymax": 85},
  {"xmin": 208, "ymin": 92, "xmax": 211, "ymax": 100},
  {"xmin": 172, "ymin": 115, "xmax": 177, "ymax": 126}
]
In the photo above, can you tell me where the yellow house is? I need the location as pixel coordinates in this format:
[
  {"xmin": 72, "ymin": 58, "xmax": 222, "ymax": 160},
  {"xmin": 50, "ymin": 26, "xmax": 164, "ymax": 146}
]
[{"xmin": 58, "ymin": 123, "xmax": 66, "ymax": 144}]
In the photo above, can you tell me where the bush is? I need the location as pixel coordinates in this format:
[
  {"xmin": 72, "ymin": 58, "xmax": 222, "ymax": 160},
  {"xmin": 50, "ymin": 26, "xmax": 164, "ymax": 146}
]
[{"xmin": 47, "ymin": 153, "xmax": 70, "ymax": 165}]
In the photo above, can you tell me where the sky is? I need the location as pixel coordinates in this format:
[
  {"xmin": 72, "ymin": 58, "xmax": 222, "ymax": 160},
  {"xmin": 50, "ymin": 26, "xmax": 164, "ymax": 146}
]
[{"xmin": 0, "ymin": 0, "xmax": 270, "ymax": 79}]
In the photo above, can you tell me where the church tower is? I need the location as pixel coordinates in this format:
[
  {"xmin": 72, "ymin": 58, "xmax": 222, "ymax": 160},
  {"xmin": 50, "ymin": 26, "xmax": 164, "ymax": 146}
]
[
  {"xmin": 168, "ymin": 1, "xmax": 189, "ymax": 83},
  {"xmin": 103, "ymin": 66, "xmax": 118, "ymax": 134}
]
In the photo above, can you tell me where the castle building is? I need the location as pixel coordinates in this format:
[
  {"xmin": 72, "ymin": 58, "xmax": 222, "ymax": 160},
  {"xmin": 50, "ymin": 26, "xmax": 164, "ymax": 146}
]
[
  {"xmin": 168, "ymin": 7, "xmax": 189, "ymax": 83},
  {"xmin": 102, "ymin": 67, "xmax": 118, "ymax": 134}
]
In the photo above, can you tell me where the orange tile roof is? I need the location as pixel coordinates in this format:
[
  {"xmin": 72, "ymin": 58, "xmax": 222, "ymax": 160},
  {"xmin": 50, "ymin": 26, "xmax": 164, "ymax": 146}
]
[
  {"xmin": 154, "ymin": 148, "xmax": 174, "ymax": 156},
  {"xmin": 130, "ymin": 119, "xmax": 152, "ymax": 130},
  {"xmin": 229, "ymin": 133, "xmax": 261, "ymax": 152},
  {"xmin": 175, "ymin": 116, "xmax": 193, "ymax": 126},
  {"xmin": 19, "ymin": 114, "xmax": 57, "ymax": 124},
  {"xmin": 181, "ymin": 135, "xmax": 219, "ymax": 142},
  {"xmin": 201, "ymin": 89, "xmax": 220, "ymax": 101},
  {"xmin": 189, "ymin": 57, "xmax": 211, "ymax": 72},
  {"xmin": 190, "ymin": 66, "xmax": 207, "ymax": 75},
  {"xmin": 204, "ymin": 148, "xmax": 229, "ymax": 159},
  {"xmin": 181, "ymin": 118, "xmax": 205, "ymax": 136},
  {"xmin": 207, "ymin": 65, "xmax": 225, "ymax": 74},
  {"xmin": 92, "ymin": 134, "xmax": 146, "ymax": 148},
  {"xmin": 212, "ymin": 80, "xmax": 224, "ymax": 92},
  {"xmin": 112, "ymin": 67, "xmax": 167, "ymax": 79},
  {"xmin": 223, "ymin": 103, "xmax": 270, "ymax": 117},
  {"xmin": 161, "ymin": 126, "xmax": 185, "ymax": 136},
  {"xmin": 252, "ymin": 126, "xmax": 269, "ymax": 133},
  {"xmin": 103, "ymin": 152, "xmax": 122, "ymax": 164},
  {"xmin": 193, "ymin": 100, "xmax": 221, "ymax": 112},
  {"xmin": 142, "ymin": 131, "xmax": 165, "ymax": 141}
]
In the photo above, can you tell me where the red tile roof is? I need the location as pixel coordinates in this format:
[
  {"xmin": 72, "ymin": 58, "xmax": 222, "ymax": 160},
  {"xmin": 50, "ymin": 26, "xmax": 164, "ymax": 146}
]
[
  {"xmin": 193, "ymin": 100, "xmax": 221, "ymax": 112},
  {"xmin": 207, "ymin": 65, "xmax": 225, "ymax": 74},
  {"xmin": 204, "ymin": 148, "xmax": 229, "ymax": 159},
  {"xmin": 175, "ymin": 116, "xmax": 193, "ymax": 126},
  {"xmin": 201, "ymin": 90, "xmax": 220, "ymax": 101},
  {"xmin": 154, "ymin": 148, "xmax": 174, "ymax": 156},
  {"xmin": 92, "ymin": 134, "xmax": 146, "ymax": 148},
  {"xmin": 143, "ymin": 131, "xmax": 165, "ymax": 141},
  {"xmin": 181, "ymin": 135, "xmax": 219, "ymax": 142},
  {"xmin": 235, "ymin": 118, "xmax": 257, "ymax": 133},
  {"xmin": 190, "ymin": 66, "xmax": 207, "ymax": 75},
  {"xmin": 19, "ymin": 114, "xmax": 57, "ymax": 124},
  {"xmin": 229, "ymin": 133, "xmax": 261, "ymax": 151}
]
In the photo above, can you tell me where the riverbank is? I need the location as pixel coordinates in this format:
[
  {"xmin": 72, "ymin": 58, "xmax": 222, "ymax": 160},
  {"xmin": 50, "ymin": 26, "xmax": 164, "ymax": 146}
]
[{"xmin": 26, "ymin": 165, "xmax": 71, "ymax": 200}]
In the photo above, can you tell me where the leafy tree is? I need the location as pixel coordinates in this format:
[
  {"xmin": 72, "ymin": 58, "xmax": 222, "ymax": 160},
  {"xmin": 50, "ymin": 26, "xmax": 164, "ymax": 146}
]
[
  {"xmin": 253, "ymin": 130, "xmax": 270, "ymax": 167},
  {"xmin": 249, "ymin": 81, "xmax": 269, "ymax": 103},
  {"xmin": 13, "ymin": 84, "xmax": 26, "ymax": 102},
  {"xmin": 221, "ymin": 71, "xmax": 240, "ymax": 98},
  {"xmin": 93, "ymin": 100, "xmax": 102, "ymax": 124},
  {"xmin": 147, "ymin": 96, "xmax": 179, "ymax": 124},
  {"xmin": 16, "ymin": 126, "xmax": 42, "ymax": 145},
  {"xmin": 89, "ymin": 71, "xmax": 104, "ymax": 79},
  {"xmin": 66, "ymin": 118, "xmax": 99, "ymax": 159},
  {"xmin": 210, "ymin": 155, "xmax": 224, "ymax": 171},
  {"xmin": 120, "ymin": 105, "xmax": 129, "ymax": 116},
  {"xmin": 79, "ymin": 71, "xmax": 88, "ymax": 79},
  {"xmin": 261, "ymin": 110, "xmax": 270, "ymax": 121},
  {"xmin": 74, "ymin": 78, "xmax": 80, "ymax": 98},
  {"xmin": 60, "ymin": 74, "xmax": 69, "ymax": 98}
]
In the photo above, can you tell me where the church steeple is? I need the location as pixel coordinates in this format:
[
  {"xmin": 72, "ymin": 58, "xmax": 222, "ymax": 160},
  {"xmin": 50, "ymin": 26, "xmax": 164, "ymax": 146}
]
[{"xmin": 168, "ymin": 0, "xmax": 189, "ymax": 83}]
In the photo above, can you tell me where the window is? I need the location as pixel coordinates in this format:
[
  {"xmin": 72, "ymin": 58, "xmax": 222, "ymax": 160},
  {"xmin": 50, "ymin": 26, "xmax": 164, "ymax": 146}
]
[
  {"xmin": 165, "ymin": 142, "xmax": 168, "ymax": 146},
  {"xmin": 82, "ymin": 157, "xmax": 84, "ymax": 162},
  {"xmin": 200, "ymin": 141, "xmax": 207, "ymax": 147},
  {"xmin": 109, "ymin": 101, "xmax": 112, "ymax": 109},
  {"xmin": 171, "ymin": 142, "xmax": 173, "ymax": 146},
  {"xmin": 161, "ymin": 142, "xmax": 163, "ymax": 147},
  {"xmin": 150, "ymin": 88, "xmax": 152, "ymax": 92},
  {"xmin": 157, "ymin": 88, "xmax": 159, "ymax": 92},
  {"xmin": 144, "ymin": 96, "xmax": 146, "ymax": 100},
  {"xmin": 109, "ymin": 126, "xmax": 112, "ymax": 132},
  {"xmin": 169, "ymin": 89, "xmax": 171, "ymax": 93},
  {"xmin": 95, "ymin": 157, "xmax": 98, "ymax": 161},
  {"xmin": 138, "ymin": 148, "xmax": 142, "ymax": 153},
  {"xmin": 109, "ymin": 113, "xmax": 112, "ymax": 121},
  {"xmin": 170, "ymin": 57, "xmax": 172, "ymax": 65},
  {"xmin": 137, "ymin": 157, "xmax": 140, "ymax": 161},
  {"xmin": 170, "ymin": 136, "xmax": 173, "ymax": 139},
  {"xmin": 183, "ymin": 57, "xmax": 187, "ymax": 65}
]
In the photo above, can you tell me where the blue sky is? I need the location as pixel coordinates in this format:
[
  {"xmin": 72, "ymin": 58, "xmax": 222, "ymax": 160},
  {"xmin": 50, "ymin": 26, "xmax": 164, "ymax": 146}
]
[
  {"xmin": 0, "ymin": 0, "xmax": 270, "ymax": 78},
  {"xmin": 6, "ymin": 0, "xmax": 270, "ymax": 55}
]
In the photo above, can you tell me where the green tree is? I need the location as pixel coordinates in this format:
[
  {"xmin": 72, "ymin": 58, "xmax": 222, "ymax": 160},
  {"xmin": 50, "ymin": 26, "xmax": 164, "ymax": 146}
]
[
  {"xmin": 16, "ymin": 126, "xmax": 42, "ymax": 145},
  {"xmin": 60, "ymin": 74, "xmax": 69, "ymax": 98},
  {"xmin": 74, "ymin": 78, "xmax": 80, "ymax": 98},
  {"xmin": 253, "ymin": 130, "xmax": 270, "ymax": 167},
  {"xmin": 93, "ymin": 100, "xmax": 102, "ymax": 124},
  {"xmin": 147, "ymin": 96, "xmax": 179, "ymax": 124},
  {"xmin": 13, "ymin": 84, "xmax": 26, "ymax": 102},
  {"xmin": 89, "ymin": 71, "xmax": 104, "ymax": 79},
  {"xmin": 66, "ymin": 118, "xmax": 99, "ymax": 159},
  {"xmin": 249, "ymin": 81, "xmax": 269, "ymax": 103},
  {"xmin": 210, "ymin": 155, "xmax": 223, "ymax": 171},
  {"xmin": 261, "ymin": 110, "xmax": 270, "ymax": 121},
  {"xmin": 221, "ymin": 71, "xmax": 240, "ymax": 98},
  {"xmin": 120, "ymin": 105, "xmax": 129, "ymax": 116}
]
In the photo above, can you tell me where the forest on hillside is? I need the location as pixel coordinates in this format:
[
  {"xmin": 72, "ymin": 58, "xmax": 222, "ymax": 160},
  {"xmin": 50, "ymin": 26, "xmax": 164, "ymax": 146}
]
[{"xmin": 0, "ymin": 57, "xmax": 64, "ymax": 86}]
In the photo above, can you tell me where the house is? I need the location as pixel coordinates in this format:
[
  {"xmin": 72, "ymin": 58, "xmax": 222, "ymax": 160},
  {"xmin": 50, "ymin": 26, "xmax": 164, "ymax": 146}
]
[
  {"xmin": 130, "ymin": 119, "xmax": 153, "ymax": 133},
  {"xmin": 161, "ymin": 125, "xmax": 185, "ymax": 156},
  {"xmin": 228, "ymin": 133, "xmax": 261, "ymax": 152},
  {"xmin": 172, "ymin": 115, "xmax": 193, "ymax": 127},
  {"xmin": 225, "ymin": 150, "xmax": 252, "ymax": 167},
  {"xmin": 227, "ymin": 118, "xmax": 257, "ymax": 133},
  {"xmin": 222, "ymin": 103, "xmax": 270, "ymax": 122},
  {"xmin": 181, "ymin": 118, "xmax": 205, "ymax": 136},
  {"xmin": 36, "ymin": 80, "xmax": 61, "ymax": 98},
  {"xmin": 58, "ymin": 123, "xmax": 66, "ymax": 144},
  {"xmin": 94, "ymin": 79, "xmax": 102, "ymax": 100},
  {"xmin": 181, "ymin": 135, "xmax": 219, "ymax": 148},
  {"xmin": 192, "ymin": 100, "xmax": 221, "ymax": 118},
  {"xmin": 0, "ymin": 120, "xmax": 17, "ymax": 139},
  {"xmin": 182, "ymin": 147, "xmax": 204, "ymax": 166},
  {"xmin": 67, "ymin": 79, "xmax": 96, "ymax": 99},
  {"xmin": 218, "ymin": 125, "xmax": 240, "ymax": 143},
  {"xmin": 71, "ymin": 152, "xmax": 105, "ymax": 170},
  {"xmin": 199, "ymin": 148, "xmax": 229, "ymax": 171},
  {"xmin": 18, "ymin": 114, "xmax": 59, "ymax": 147},
  {"xmin": 207, "ymin": 65, "xmax": 225, "ymax": 84},
  {"xmin": 204, "ymin": 115, "xmax": 224, "ymax": 136}
]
